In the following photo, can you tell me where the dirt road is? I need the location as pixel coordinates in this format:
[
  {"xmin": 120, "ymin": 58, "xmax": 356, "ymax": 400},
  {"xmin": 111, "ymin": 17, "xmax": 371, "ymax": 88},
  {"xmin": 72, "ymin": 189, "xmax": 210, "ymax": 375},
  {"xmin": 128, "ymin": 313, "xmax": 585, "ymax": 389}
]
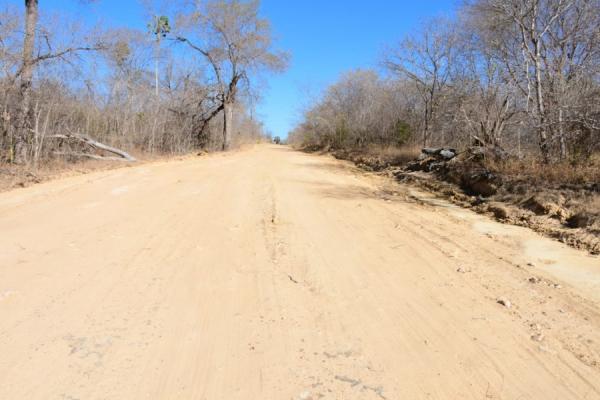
[{"xmin": 1, "ymin": 145, "xmax": 600, "ymax": 399}]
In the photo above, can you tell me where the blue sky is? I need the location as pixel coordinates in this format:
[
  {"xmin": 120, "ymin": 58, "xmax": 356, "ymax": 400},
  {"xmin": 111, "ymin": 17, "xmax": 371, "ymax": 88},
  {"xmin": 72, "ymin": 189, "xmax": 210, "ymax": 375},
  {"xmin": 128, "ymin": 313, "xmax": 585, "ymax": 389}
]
[{"xmin": 9, "ymin": 0, "xmax": 455, "ymax": 138}]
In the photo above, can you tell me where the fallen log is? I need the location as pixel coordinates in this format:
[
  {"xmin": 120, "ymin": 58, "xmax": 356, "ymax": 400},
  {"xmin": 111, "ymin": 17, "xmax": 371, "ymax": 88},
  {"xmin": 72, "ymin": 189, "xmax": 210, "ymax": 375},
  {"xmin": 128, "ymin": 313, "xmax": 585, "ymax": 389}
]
[
  {"xmin": 52, "ymin": 152, "xmax": 135, "ymax": 162},
  {"xmin": 50, "ymin": 133, "xmax": 136, "ymax": 162}
]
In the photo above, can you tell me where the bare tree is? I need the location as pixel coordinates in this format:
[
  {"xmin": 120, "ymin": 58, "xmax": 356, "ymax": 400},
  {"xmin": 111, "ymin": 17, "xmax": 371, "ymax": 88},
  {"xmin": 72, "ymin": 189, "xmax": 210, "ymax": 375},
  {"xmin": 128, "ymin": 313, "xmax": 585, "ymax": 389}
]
[
  {"xmin": 293, "ymin": 0, "xmax": 599, "ymax": 169},
  {"xmin": 12, "ymin": 0, "xmax": 105, "ymax": 164},
  {"xmin": 13, "ymin": 0, "xmax": 39, "ymax": 164},
  {"xmin": 176, "ymin": 0, "xmax": 287, "ymax": 150},
  {"xmin": 288, "ymin": 70, "xmax": 414, "ymax": 150},
  {"xmin": 383, "ymin": 18, "xmax": 457, "ymax": 147},
  {"xmin": 454, "ymin": 27, "xmax": 519, "ymax": 149},
  {"xmin": 466, "ymin": 0, "xmax": 600, "ymax": 161},
  {"xmin": 0, "ymin": 1, "xmax": 275, "ymax": 169}
]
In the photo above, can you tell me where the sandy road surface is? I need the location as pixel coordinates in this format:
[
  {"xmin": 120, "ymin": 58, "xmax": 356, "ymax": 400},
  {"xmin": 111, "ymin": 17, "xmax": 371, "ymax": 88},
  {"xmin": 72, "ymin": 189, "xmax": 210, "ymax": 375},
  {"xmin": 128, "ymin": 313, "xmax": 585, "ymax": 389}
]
[{"xmin": 1, "ymin": 145, "xmax": 600, "ymax": 399}]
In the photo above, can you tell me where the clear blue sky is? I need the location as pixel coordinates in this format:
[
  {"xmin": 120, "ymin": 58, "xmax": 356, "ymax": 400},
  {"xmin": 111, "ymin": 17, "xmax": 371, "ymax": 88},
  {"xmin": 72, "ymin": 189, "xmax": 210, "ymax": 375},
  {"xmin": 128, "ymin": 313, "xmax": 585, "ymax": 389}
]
[{"xmin": 10, "ymin": 0, "xmax": 455, "ymax": 138}]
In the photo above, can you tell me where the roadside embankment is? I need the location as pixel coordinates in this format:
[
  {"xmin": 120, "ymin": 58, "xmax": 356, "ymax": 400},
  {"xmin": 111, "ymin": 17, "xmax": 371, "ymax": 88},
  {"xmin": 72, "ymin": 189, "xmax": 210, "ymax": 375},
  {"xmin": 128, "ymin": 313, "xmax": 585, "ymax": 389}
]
[{"xmin": 321, "ymin": 146, "xmax": 600, "ymax": 254}]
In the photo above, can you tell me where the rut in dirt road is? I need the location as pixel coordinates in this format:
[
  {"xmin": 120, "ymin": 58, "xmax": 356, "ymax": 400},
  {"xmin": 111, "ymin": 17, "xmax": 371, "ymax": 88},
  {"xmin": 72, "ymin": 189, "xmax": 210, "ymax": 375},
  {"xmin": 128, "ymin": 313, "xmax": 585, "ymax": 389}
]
[{"xmin": 1, "ymin": 145, "xmax": 600, "ymax": 400}]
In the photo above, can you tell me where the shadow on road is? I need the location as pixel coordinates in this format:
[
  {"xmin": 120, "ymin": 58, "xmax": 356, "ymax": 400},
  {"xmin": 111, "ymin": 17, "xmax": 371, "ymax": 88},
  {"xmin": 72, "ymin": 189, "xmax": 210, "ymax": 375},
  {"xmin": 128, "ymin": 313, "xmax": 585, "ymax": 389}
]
[{"xmin": 293, "ymin": 161, "xmax": 358, "ymax": 175}]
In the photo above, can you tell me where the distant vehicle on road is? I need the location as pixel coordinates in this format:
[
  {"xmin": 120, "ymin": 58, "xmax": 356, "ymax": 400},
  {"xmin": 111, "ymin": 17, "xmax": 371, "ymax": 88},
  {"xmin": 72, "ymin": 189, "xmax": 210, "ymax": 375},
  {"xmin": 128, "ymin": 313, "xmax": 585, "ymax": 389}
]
[{"xmin": 273, "ymin": 136, "xmax": 281, "ymax": 144}]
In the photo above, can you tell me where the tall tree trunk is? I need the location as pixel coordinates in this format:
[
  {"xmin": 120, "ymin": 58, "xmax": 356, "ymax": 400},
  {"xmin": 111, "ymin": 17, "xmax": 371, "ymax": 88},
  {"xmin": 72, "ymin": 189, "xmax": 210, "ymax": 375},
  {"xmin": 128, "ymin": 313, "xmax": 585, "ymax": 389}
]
[
  {"xmin": 423, "ymin": 99, "xmax": 430, "ymax": 147},
  {"xmin": 14, "ymin": 0, "xmax": 38, "ymax": 164},
  {"xmin": 558, "ymin": 107, "xmax": 568, "ymax": 160},
  {"xmin": 222, "ymin": 102, "xmax": 233, "ymax": 151},
  {"xmin": 533, "ymin": 38, "xmax": 549, "ymax": 163},
  {"xmin": 531, "ymin": 29, "xmax": 550, "ymax": 163}
]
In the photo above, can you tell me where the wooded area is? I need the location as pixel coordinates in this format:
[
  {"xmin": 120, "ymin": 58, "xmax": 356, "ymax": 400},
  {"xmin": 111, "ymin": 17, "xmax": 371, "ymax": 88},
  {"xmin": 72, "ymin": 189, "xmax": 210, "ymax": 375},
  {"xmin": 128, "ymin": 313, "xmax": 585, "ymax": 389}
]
[
  {"xmin": 0, "ymin": 0, "xmax": 286, "ymax": 166},
  {"xmin": 290, "ymin": 0, "xmax": 600, "ymax": 166}
]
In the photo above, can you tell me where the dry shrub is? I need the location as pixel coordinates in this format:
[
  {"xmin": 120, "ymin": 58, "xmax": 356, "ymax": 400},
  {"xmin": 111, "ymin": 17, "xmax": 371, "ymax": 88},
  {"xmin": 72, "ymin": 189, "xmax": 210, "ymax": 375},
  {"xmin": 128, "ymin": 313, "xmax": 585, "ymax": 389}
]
[
  {"xmin": 487, "ymin": 157, "xmax": 600, "ymax": 186},
  {"xmin": 363, "ymin": 144, "xmax": 421, "ymax": 166}
]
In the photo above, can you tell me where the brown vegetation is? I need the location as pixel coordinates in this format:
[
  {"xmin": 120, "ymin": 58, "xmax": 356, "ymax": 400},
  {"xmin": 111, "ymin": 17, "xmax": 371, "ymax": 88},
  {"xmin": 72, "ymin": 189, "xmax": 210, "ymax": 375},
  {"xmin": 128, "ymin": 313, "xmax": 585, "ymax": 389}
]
[
  {"xmin": 290, "ymin": 0, "xmax": 600, "ymax": 164},
  {"xmin": 0, "ymin": 0, "xmax": 285, "ymax": 174}
]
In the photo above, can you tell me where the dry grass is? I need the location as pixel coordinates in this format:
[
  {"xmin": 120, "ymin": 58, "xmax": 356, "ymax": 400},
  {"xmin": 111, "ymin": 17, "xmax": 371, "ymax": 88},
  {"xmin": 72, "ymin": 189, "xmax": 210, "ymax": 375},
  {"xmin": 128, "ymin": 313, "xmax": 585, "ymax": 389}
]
[
  {"xmin": 363, "ymin": 144, "xmax": 422, "ymax": 165},
  {"xmin": 487, "ymin": 157, "xmax": 600, "ymax": 186},
  {"xmin": 0, "ymin": 159, "xmax": 131, "ymax": 192},
  {"xmin": 580, "ymin": 196, "xmax": 600, "ymax": 215},
  {"xmin": 0, "ymin": 150, "xmax": 189, "ymax": 193}
]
